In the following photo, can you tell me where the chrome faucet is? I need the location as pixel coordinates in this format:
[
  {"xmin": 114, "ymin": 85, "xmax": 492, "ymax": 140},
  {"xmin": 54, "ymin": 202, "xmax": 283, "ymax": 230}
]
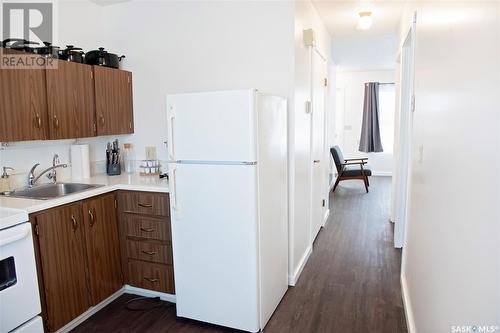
[{"xmin": 28, "ymin": 154, "xmax": 68, "ymax": 187}]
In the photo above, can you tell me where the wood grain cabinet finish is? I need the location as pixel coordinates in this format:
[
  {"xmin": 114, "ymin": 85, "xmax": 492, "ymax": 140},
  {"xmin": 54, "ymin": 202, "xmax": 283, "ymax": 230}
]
[
  {"xmin": 94, "ymin": 66, "xmax": 134, "ymax": 136},
  {"xmin": 46, "ymin": 60, "xmax": 96, "ymax": 139},
  {"xmin": 32, "ymin": 193, "xmax": 123, "ymax": 332},
  {"xmin": 117, "ymin": 191, "xmax": 174, "ymax": 294},
  {"xmin": 34, "ymin": 202, "xmax": 90, "ymax": 332},
  {"xmin": 118, "ymin": 191, "xmax": 170, "ymax": 217},
  {"xmin": 82, "ymin": 193, "xmax": 123, "ymax": 305},
  {"xmin": 0, "ymin": 54, "xmax": 49, "ymax": 141},
  {"xmin": 127, "ymin": 259, "xmax": 175, "ymax": 294}
]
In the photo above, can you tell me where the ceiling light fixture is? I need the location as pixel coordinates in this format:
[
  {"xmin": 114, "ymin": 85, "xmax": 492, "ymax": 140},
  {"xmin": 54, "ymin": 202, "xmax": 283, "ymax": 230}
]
[{"xmin": 358, "ymin": 11, "xmax": 373, "ymax": 30}]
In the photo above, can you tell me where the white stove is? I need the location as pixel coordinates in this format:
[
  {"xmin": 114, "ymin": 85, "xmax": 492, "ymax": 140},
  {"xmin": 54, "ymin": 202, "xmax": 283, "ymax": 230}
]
[{"xmin": 0, "ymin": 207, "xmax": 43, "ymax": 333}]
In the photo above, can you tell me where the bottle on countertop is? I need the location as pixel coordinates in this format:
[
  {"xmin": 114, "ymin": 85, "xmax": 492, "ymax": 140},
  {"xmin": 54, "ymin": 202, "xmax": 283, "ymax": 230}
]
[
  {"xmin": 0, "ymin": 167, "xmax": 14, "ymax": 194},
  {"xmin": 123, "ymin": 143, "xmax": 135, "ymax": 174}
]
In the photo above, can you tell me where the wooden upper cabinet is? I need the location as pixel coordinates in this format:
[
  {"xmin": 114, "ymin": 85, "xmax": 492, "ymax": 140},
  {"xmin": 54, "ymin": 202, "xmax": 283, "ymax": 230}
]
[
  {"xmin": 82, "ymin": 193, "xmax": 123, "ymax": 305},
  {"xmin": 0, "ymin": 62, "xmax": 49, "ymax": 141},
  {"xmin": 45, "ymin": 60, "xmax": 96, "ymax": 139},
  {"xmin": 35, "ymin": 202, "xmax": 90, "ymax": 332},
  {"xmin": 94, "ymin": 66, "xmax": 134, "ymax": 136}
]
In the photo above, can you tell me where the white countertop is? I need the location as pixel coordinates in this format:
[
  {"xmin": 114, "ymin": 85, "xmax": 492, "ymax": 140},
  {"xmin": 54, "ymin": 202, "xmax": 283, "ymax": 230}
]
[{"xmin": 0, "ymin": 174, "xmax": 169, "ymax": 215}]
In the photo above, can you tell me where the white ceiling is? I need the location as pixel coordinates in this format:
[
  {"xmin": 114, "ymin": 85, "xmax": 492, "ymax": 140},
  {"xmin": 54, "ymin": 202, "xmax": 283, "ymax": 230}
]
[{"xmin": 312, "ymin": 0, "xmax": 406, "ymax": 70}]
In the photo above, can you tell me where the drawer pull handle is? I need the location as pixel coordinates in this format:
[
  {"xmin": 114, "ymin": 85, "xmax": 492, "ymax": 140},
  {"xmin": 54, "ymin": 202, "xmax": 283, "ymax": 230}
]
[
  {"xmin": 88, "ymin": 209, "xmax": 95, "ymax": 227},
  {"xmin": 70, "ymin": 215, "xmax": 77, "ymax": 231},
  {"xmin": 138, "ymin": 203, "xmax": 153, "ymax": 208},
  {"xmin": 140, "ymin": 227, "xmax": 155, "ymax": 232},
  {"xmin": 141, "ymin": 250, "xmax": 157, "ymax": 255},
  {"xmin": 144, "ymin": 277, "xmax": 159, "ymax": 283}
]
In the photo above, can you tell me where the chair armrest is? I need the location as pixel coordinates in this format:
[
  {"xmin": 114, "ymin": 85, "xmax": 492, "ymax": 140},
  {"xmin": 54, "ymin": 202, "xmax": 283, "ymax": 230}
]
[
  {"xmin": 341, "ymin": 161, "xmax": 367, "ymax": 166},
  {"xmin": 344, "ymin": 158, "xmax": 368, "ymax": 162}
]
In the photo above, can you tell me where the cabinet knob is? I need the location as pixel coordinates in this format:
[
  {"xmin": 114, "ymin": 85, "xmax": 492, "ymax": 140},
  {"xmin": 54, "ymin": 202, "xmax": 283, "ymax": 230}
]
[
  {"xmin": 35, "ymin": 114, "xmax": 42, "ymax": 129},
  {"xmin": 99, "ymin": 114, "xmax": 105, "ymax": 126}
]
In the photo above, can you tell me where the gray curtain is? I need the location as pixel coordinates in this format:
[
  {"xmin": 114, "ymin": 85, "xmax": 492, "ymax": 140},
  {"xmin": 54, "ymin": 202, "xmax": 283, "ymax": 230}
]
[{"xmin": 359, "ymin": 82, "xmax": 383, "ymax": 153}]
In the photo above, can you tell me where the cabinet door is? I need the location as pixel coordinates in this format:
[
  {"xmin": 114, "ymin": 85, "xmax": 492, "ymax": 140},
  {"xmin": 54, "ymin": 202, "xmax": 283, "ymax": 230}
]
[
  {"xmin": 46, "ymin": 60, "xmax": 96, "ymax": 139},
  {"xmin": 0, "ymin": 57, "xmax": 49, "ymax": 141},
  {"xmin": 35, "ymin": 203, "xmax": 90, "ymax": 332},
  {"xmin": 82, "ymin": 193, "xmax": 123, "ymax": 305},
  {"xmin": 94, "ymin": 66, "xmax": 134, "ymax": 135}
]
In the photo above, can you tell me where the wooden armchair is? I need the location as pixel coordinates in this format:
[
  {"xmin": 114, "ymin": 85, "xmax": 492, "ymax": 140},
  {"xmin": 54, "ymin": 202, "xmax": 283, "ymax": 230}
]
[{"xmin": 330, "ymin": 146, "xmax": 372, "ymax": 193}]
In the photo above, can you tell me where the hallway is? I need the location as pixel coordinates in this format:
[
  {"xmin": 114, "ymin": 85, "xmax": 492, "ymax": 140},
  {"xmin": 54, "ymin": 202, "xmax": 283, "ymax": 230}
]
[{"xmin": 265, "ymin": 176, "xmax": 407, "ymax": 332}]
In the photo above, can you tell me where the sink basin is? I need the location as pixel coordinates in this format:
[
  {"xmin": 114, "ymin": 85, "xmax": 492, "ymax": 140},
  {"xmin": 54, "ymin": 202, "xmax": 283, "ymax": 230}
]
[{"xmin": 5, "ymin": 183, "xmax": 103, "ymax": 200}]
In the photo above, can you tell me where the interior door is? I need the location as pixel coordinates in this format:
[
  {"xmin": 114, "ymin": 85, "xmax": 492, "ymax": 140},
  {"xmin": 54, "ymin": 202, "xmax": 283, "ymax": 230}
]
[
  {"xmin": 94, "ymin": 66, "xmax": 134, "ymax": 135},
  {"xmin": 170, "ymin": 163, "xmax": 260, "ymax": 332},
  {"xmin": 0, "ymin": 51, "xmax": 49, "ymax": 141},
  {"xmin": 82, "ymin": 193, "xmax": 122, "ymax": 305},
  {"xmin": 46, "ymin": 60, "xmax": 96, "ymax": 139},
  {"xmin": 310, "ymin": 49, "xmax": 328, "ymax": 243},
  {"xmin": 35, "ymin": 203, "xmax": 90, "ymax": 332}
]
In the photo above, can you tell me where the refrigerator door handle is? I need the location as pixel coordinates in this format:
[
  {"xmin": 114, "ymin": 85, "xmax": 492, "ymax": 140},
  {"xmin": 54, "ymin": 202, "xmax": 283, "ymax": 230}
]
[
  {"xmin": 168, "ymin": 109, "xmax": 176, "ymax": 160},
  {"xmin": 170, "ymin": 165, "xmax": 178, "ymax": 210}
]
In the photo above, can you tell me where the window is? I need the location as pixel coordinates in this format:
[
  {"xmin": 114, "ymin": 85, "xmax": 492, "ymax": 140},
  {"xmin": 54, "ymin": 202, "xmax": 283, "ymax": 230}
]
[{"xmin": 378, "ymin": 84, "xmax": 396, "ymax": 153}]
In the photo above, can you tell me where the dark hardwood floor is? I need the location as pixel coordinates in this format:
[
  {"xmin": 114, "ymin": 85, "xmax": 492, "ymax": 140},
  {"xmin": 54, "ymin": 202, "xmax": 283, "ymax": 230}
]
[{"xmin": 72, "ymin": 177, "xmax": 407, "ymax": 333}]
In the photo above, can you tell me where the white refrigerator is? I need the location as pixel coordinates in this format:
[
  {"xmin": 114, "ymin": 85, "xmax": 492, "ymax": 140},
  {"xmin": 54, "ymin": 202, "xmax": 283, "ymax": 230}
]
[{"xmin": 166, "ymin": 89, "xmax": 288, "ymax": 332}]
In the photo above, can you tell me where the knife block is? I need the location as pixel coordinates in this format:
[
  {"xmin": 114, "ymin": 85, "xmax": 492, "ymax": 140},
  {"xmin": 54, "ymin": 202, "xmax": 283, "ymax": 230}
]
[{"xmin": 107, "ymin": 163, "xmax": 121, "ymax": 176}]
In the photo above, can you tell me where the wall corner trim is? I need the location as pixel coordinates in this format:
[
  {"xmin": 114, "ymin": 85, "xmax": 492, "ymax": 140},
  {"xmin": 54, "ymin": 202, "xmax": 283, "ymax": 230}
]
[
  {"xmin": 288, "ymin": 245, "xmax": 313, "ymax": 286},
  {"xmin": 401, "ymin": 273, "xmax": 416, "ymax": 333}
]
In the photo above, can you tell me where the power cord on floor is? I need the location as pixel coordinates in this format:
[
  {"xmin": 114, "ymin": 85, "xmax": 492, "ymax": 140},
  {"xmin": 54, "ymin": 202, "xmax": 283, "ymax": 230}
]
[{"xmin": 124, "ymin": 296, "xmax": 169, "ymax": 311}]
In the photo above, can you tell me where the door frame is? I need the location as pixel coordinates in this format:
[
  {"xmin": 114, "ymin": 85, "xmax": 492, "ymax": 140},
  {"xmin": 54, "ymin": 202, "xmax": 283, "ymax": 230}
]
[{"xmin": 393, "ymin": 14, "xmax": 416, "ymax": 248}]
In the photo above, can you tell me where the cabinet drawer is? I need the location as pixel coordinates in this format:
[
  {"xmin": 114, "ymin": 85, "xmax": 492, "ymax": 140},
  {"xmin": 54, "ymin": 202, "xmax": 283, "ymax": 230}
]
[
  {"xmin": 118, "ymin": 191, "xmax": 169, "ymax": 217},
  {"xmin": 126, "ymin": 239, "xmax": 172, "ymax": 265},
  {"xmin": 124, "ymin": 215, "xmax": 171, "ymax": 241},
  {"xmin": 127, "ymin": 260, "xmax": 174, "ymax": 294}
]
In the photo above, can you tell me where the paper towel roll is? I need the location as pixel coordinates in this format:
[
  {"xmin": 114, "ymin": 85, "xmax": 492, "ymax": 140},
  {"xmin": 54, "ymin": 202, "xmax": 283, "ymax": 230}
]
[{"xmin": 71, "ymin": 144, "xmax": 90, "ymax": 180}]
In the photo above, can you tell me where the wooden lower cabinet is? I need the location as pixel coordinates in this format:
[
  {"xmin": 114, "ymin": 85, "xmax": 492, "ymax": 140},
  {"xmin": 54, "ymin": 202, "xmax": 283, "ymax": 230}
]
[
  {"xmin": 32, "ymin": 193, "xmax": 123, "ymax": 332},
  {"xmin": 117, "ymin": 191, "xmax": 175, "ymax": 295},
  {"xmin": 35, "ymin": 202, "xmax": 90, "ymax": 332},
  {"xmin": 30, "ymin": 190, "xmax": 173, "ymax": 332},
  {"xmin": 82, "ymin": 193, "xmax": 122, "ymax": 305}
]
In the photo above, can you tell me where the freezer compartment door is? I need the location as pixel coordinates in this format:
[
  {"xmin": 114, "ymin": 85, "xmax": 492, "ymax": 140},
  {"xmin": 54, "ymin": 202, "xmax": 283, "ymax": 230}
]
[
  {"xmin": 166, "ymin": 90, "xmax": 256, "ymax": 162},
  {"xmin": 170, "ymin": 163, "xmax": 260, "ymax": 332}
]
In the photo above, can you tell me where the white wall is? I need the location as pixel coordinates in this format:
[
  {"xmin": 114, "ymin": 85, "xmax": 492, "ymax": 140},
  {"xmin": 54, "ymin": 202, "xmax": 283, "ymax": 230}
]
[
  {"xmin": 290, "ymin": 0, "xmax": 331, "ymax": 283},
  {"xmin": 335, "ymin": 70, "xmax": 395, "ymax": 175},
  {"xmin": 0, "ymin": 0, "xmax": 295, "ymax": 187},
  {"xmin": 400, "ymin": 2, "xmax": 500, "ymax": 332}
]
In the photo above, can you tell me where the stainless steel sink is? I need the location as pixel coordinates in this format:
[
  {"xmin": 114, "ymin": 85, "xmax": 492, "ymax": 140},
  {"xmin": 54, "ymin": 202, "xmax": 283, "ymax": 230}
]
[{"xmin": 5, "ymin": 183, "xmax": 103, "ymax": 200}]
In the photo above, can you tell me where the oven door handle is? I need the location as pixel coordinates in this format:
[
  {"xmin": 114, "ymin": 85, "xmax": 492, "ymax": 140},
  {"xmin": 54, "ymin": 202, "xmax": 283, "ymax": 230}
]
[{"xmin": 0, "ymin": 223, "xmax": 31, "ymax": 247}]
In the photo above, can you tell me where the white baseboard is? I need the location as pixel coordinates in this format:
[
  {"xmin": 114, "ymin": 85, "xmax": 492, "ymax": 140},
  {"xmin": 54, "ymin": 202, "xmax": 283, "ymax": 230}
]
[
  {"xmin": 55, "ymin": 286, "xmax": 176, "ymax": 333},
  {"xmin": 401, "ymin": 274, "xmax": 416, "ymax": 333},
  {"xmin": 322, "ymin": 209, "xmax": 330, "ymax": 227},
  {"xmin": 123, "ymin": 284, "xmax": 176, "ymax": 303},
  {"xmin": 372, "ymin": 171, "xmax": 392, "ymax": 176},
  {"xmin": 56, "ymin": 287, "xmax": 125, "ymax": 333},
  {"xmin": 288, "ymin": 245, "xmax": 312, "ymax": 286}
]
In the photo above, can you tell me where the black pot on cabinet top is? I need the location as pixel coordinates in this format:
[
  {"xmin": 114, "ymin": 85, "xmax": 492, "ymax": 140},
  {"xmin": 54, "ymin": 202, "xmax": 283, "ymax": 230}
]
[
  {"xmin": 85, "ymin": 47, "xmax": 125, "ymax": 69},
  {"xmin": 32, "ymin": 42, "xmax": 60, "ymax": 58},
  {"xmin": 2, "ymin": 38, "xmax": 39, "ymax": 52},
  {"xmin": 59, "ymin": 45, "xmax": 85, "ymax": 63}
]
